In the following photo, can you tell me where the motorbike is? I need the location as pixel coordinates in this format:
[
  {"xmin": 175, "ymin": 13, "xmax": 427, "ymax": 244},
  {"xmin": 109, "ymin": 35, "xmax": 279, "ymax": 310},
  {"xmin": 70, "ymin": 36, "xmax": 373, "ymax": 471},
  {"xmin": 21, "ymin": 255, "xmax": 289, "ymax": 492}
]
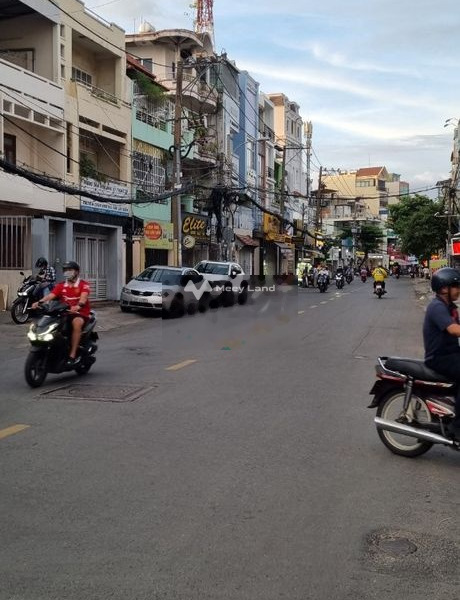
[
  {"xmin": 368, "ymin": 356, "xmax": 459, "ymax": 457},
  {"xmin": 24, "ymin": 301, "xmax": 98, "ymax": 388},
  {"xmin": 335, "ymin": 273, "xmax": 344, "ymax": 289},
  {"xmin": 11, "ymin": 272, "xmax": 43, "ymax": 324},
  {"xmin": 345, "ymin": 272, "xmax": 353, "ymax": 285},
  {"xmin": 317, "ymin": 273, "xmax": 328, "ymax": 293},
  {"xmin": 360, "ymin": 273, "xmax": 367, "ymax": 283},
  {"xmin": 374, "ymin": 282, "xmax": 385, "ymax": 298}
]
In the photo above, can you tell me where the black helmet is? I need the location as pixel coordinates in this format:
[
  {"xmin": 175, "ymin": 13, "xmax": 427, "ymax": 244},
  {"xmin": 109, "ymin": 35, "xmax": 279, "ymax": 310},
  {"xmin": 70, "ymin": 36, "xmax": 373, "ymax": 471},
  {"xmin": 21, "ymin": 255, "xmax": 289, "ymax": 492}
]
[
  {"xmin": 35, "ymin": 257, "xmax": 48, "ymax": 268},
  {"xmin": 431, "ymin": 267, "xmax": 460, "ymax": 292},
  {"xmin": 62, "ymin": 261, "xmax": 80, "ymax": 271}
]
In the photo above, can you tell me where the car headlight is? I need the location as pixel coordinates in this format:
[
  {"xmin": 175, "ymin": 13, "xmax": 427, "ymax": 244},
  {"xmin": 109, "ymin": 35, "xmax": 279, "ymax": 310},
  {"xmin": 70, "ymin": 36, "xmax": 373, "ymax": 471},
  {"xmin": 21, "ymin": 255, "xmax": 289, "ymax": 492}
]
[
  {"xmin": 122, "ymin": 287, "xmax": 131, "ymax": 294},
  {"xmin": 151, "ymin": 292, "xmax": 162, "ymax": 297}
]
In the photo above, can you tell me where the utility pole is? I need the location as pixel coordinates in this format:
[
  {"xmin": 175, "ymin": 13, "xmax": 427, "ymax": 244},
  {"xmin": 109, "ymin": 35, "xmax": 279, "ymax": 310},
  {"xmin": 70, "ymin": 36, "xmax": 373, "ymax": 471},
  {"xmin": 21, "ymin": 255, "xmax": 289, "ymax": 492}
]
[
  {"xmin": 172, "ymin": 57, "xmax": 184, "ymax": 266},
  {"xmin": 279, "ymin": 144, "xmax": 287, "ymax": 234},
  {"xmin": 315, "ymin": 165, "xmax": 323, "ymax": 245}
]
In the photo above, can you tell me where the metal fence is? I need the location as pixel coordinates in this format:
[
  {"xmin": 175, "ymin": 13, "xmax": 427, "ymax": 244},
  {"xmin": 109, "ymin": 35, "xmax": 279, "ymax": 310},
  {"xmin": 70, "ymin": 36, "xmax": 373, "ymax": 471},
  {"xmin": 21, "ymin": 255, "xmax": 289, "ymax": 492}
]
[{"xmin": 0, "ymin": 215, "xmax": 32, "ymax": 269}]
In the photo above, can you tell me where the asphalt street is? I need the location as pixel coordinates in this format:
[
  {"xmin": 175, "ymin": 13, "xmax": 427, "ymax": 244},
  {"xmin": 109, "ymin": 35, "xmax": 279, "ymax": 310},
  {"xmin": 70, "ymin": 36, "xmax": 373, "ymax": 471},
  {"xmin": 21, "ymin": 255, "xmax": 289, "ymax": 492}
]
[{"xmin": 0, "ymin": 277, "xmax": 459, "ymax": 600}]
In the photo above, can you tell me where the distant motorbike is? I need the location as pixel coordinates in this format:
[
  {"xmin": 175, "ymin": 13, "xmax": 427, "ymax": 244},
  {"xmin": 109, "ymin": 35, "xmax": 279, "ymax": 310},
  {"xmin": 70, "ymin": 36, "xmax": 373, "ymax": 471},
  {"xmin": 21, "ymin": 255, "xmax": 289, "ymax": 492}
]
[
  {"xmin": 345, "ymin": 272, "xmax": 353, "ymax": 285},
  {"xmin": 11, "ymin": 272, "xmax": 42, "ymax": 324},
  {"xmin": 369, "ymin": 356, "xmax": 459, "ymax": 457},
  {"xmin": 24, "ymin": 301, "xmax": 98, "ymax": 388},
  {"xmin": 317, "ymin": 273, "xmax": 328, "ymax": 293},
  {"xmin": 360, "ymin": 272, "xmax": 367, "ymax": 283},
  {"xmin": 335, "ymin": 272, "xmax": 344, "ymax": 289},
  {"xmin": 374, "ymin": 282, "xmax": 385, "ymax": 298}
]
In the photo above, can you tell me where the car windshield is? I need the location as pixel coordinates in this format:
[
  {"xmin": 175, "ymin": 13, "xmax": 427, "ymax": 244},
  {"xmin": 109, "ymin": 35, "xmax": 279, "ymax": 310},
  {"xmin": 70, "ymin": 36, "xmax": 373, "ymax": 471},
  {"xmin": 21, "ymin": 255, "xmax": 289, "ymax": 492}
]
[
  {"xmin": 196, "ymin": 263, "xmax": 228, "ymax": 275},
  {"xmin": 135, "ymin": 268, "xmax": 182, "ymax": 285}
]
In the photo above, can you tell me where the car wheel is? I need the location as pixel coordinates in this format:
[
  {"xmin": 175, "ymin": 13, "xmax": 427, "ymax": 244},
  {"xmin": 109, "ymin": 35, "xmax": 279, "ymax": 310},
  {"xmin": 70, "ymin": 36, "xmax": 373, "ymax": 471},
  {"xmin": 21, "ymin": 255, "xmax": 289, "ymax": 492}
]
[
  {"xmin": 198, "ymin": 292, "xmax": 210, "ymax": 313},
  {"xmin": 120, "ymin": 305, "xmax": 132, "ymax": 313},
  {"xmin": 237, "ymin": 284, "xmax": 248, "ymax": 305},
  {"xmin": 222, "ymin": 283, "xmax": 234, "ymax": 307},
  {"xmin": 169, "ymin": 296, "xmax": 185, "ymax": 318}
]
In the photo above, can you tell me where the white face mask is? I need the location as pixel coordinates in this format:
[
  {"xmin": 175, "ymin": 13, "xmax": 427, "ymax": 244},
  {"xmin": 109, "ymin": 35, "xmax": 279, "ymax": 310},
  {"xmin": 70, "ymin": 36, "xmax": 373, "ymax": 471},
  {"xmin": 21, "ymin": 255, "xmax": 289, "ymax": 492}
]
[{"xmin": 63, "ymin": 270, "xmax": 78, "ymax": 282}]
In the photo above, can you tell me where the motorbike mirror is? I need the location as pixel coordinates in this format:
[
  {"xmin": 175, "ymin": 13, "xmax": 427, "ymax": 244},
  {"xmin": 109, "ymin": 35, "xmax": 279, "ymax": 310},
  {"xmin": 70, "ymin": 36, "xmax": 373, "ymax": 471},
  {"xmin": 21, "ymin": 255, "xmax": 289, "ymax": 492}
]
[{"xmin": 20, "ymin": 271, "xmax": 24, "ymax": 276}]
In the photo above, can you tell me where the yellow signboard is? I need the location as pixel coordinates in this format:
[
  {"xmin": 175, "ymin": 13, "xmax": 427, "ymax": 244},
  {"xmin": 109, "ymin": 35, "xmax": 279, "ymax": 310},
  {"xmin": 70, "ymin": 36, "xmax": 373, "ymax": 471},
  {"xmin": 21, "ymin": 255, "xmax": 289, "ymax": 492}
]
[
  {"xmin": 263, "ymin": 213, "xmax": 280, "ymax": 236},
  {"xmin": 144, "ymin": 220, "xmax": 173, "ymax": 249}
]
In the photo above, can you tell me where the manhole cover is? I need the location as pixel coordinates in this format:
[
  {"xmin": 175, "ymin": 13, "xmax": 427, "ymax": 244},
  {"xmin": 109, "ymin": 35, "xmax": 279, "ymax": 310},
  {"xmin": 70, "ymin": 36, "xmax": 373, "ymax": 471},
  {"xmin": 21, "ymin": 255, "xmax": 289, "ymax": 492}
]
[
  {"xmin": 39, "ymin": 384, "xmax": 155, "ymax": 403},
  {"xmin": 376, "ymin": 536, "xmax": 417, "ymax": 557}
]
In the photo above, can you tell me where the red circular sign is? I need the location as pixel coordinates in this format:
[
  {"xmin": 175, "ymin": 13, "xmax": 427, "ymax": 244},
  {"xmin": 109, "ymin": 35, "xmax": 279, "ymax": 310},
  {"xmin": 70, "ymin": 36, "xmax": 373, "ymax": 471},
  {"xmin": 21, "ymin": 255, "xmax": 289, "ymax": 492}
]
[{"xmin": 144, "ymin": 222, "xmax": 163, "ymax": 240}]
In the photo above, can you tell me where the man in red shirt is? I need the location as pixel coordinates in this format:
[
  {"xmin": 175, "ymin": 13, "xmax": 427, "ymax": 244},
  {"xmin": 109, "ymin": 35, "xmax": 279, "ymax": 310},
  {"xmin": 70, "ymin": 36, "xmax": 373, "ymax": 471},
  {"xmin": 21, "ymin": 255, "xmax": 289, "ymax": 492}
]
[{"xmin": 32, "ymin": 261, "xmax": 91, "ymax": 367}]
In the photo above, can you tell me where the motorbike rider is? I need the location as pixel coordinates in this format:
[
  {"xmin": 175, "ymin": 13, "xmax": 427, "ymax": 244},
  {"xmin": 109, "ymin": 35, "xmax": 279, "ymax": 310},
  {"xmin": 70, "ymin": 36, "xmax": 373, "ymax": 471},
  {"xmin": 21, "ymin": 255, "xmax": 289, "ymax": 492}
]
[
  {"xmin": 423, "ymin": 268, "xmax": 460, "ymax": 440},
  {"xmin": 31, "ymin": 261, "xmax": 90, "ymax": 367},
  {"xmin": 372, "ymin": 264, "xmax": 388, "ymax": 292},
  {"xmin": 360, "ymin": 265, "xmax": 367, "ymax": 280},
  {"xmin": 35, "ymin": 257, "xmax": 56, "ymax": 298}
]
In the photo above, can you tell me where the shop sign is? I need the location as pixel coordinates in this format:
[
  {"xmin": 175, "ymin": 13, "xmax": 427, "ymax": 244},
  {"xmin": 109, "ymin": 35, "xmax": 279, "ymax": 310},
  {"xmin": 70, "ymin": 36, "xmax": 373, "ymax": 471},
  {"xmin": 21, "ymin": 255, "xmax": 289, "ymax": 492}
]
[
  {"xmin": 182, "ymin": 213, "xmax": 209, "ymax": 242},
  {"xmin": 144, "ymin": 220, "xmax": 173, "ymax": 249},
  {"xmin": 452, "ymin": 240, "xmax": 460, "ymax": 256},
  {"xmin": 263, "ymin": 213, "xmax": 280, "ymax": 236},
  {"xmin": 183, "ymin": 235, "xmax": 196, "ymax": 249},
  {"xmin": 80, "ymin": 178, "xmax": 130, "ymax": 216}
]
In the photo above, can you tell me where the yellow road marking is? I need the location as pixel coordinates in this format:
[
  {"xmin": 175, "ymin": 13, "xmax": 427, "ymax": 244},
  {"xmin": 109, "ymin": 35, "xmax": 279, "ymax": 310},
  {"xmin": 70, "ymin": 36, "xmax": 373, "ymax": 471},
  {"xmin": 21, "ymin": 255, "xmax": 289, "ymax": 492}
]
[
  {"xmin": 165, "ymin": 359, "xmax": 197, "ymax": 371},
  {"xmin": 0, "ymin": 424, "xmax": 30, "ymax": 440}
]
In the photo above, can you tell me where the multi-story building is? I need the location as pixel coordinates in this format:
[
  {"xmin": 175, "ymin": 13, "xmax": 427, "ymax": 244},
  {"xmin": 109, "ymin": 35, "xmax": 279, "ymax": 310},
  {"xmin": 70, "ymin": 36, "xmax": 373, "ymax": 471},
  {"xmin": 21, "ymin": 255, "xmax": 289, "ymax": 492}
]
[
  {"xmin": 320, "ymin": 166, "xmax": 410, "ymax": 266},
  {"xmin": 267, "ymin": 93, "xmax": 306, "ymax": 275},
  {"xmin": 126, "ymin": 55, "xmax": 174, "ymax": 272},
  {"xmin": 0, "ymin": 0, "xmax": 132, "ymax": 305},
  {"xmin": 125, "ymin": 24, "xmax": 218, "ymax": 267}
]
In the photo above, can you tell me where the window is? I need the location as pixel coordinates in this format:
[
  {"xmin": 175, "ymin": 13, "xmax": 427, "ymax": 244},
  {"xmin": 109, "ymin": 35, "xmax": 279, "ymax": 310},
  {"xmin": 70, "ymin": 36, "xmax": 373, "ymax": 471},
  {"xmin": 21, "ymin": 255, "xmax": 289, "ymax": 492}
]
[
  {"xmin": 0, "ymin": 216, "xmax": 32, "ymax": 269},
  {"xmin": 141, "ymin": 58, "xmax": 153, "ymax": 73},
  {"xmin": 71, "ymin": 67, "xmax": 93, "ymax": 86},
  {"xmin": 133, "ymin": 150, "xmax": 167, "ymax": 204},
  {"xmin": 3, "ymin": 134, "xmax": 16, "ymax": 164}
]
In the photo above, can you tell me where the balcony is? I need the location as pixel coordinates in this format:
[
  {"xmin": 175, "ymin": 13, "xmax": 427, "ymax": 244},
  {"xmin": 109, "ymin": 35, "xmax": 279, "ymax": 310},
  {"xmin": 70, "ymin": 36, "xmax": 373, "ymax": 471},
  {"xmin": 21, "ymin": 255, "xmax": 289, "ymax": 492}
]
[
  {"xmin": 161, "ymin": 71, "xmax": 218, "ymax": 113},
  {"xmin": 0, "ymin": 58, "xmax": 64, "ymax": 122}
]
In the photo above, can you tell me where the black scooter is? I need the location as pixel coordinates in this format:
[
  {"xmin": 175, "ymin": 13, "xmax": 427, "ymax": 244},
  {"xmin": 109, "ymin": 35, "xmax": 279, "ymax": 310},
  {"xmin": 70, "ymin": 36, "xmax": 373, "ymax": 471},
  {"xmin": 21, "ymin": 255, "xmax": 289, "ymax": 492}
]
[
  {"xmin": 24, "ymin": 301, "xmax": 98, "ymax": 388},
  {"xmin": 11, "ymin": 272, "xmax": 42, "ymax": 324}
]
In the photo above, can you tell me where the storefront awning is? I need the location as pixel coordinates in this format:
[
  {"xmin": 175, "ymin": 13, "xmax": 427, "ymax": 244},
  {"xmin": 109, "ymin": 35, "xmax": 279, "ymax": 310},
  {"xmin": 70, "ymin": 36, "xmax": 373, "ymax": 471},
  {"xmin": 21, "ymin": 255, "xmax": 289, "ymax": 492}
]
[
  {"xmin": 236, "ymin": 234, "xmax": 259, "ymax": 247},
  {"xmin": 274, "ymin": 242, "xmax": 294, "ymax": 251}
]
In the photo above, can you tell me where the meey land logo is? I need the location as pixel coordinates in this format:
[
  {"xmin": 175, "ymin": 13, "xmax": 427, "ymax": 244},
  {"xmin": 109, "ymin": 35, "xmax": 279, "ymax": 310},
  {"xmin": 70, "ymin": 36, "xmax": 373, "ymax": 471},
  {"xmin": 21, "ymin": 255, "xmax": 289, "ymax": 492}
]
[{"xmin": 183, "ymin": 280, "xmax": 275, "ymax": 300}]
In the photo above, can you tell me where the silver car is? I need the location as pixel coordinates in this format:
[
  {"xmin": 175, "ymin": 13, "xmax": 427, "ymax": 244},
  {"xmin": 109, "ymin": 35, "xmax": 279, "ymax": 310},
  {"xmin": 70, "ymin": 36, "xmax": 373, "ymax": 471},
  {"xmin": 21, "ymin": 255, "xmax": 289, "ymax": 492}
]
[{"xmin": 119, "ymin": 266, "xmax": 210, "ymax": 317}]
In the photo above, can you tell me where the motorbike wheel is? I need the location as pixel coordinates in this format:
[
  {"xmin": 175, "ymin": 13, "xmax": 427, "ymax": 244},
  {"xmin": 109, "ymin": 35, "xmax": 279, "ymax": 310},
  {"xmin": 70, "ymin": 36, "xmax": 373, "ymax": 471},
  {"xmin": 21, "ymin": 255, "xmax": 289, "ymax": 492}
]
[
  {"xmin": 75, "ymin": 358, "xmax": 94, "ymax": 376},
  {"xmin": 376, "ymin": 391, "xmax": 433, "ymax": 457},
  {"xmin": 24, "ymin": 351, "xmax": 48, "ymax": 388},
  {"xmin": 11, "ymin": 299, "xmax": 30, "ymax": 324}
]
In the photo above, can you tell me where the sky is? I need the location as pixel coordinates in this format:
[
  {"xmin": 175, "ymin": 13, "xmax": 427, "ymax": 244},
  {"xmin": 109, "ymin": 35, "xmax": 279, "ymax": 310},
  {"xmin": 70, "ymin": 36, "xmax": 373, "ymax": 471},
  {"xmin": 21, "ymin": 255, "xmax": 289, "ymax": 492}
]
[{"xmin": 88, "ymin": 0, "xmax": 460, "ymax": 193}]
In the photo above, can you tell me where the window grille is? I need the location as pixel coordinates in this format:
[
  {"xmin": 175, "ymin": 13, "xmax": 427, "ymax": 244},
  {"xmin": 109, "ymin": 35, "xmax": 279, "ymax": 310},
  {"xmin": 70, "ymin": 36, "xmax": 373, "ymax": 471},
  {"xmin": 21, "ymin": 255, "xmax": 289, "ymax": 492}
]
[
  {"xmin": 133, "ymin": 150, "xmax": 167, "ymax": 204},
  {"xmin": 0, "ymin": 216, "xmax": 32, "ymax": 269},
  {"xmin": 72, "ymin": 67, "xmax": 93, "ymax": 87}
]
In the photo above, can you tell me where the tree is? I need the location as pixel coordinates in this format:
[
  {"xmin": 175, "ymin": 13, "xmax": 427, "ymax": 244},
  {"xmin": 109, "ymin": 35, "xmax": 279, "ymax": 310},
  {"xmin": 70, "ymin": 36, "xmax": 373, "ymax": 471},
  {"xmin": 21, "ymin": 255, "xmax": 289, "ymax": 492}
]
[
  {"xmin": 388, "ymin": 195, "xmax": 448, "ymax": 263},
  {"xmin": 340, "ymin": 223, "xmax": 384, "ymax": 266}
]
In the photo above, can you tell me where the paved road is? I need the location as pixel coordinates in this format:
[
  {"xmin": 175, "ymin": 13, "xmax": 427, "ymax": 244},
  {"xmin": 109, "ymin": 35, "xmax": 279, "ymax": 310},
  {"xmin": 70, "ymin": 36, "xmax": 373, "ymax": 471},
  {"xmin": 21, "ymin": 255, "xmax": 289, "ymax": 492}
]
[{"xmin": 0, "ymin": 278, "xmax": 459, "ymax": 600}]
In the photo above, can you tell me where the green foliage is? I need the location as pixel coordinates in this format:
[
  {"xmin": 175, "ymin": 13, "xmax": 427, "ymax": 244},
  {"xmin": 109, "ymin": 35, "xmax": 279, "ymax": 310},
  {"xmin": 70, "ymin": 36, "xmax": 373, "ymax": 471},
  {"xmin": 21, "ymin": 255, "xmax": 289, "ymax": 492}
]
[
  {"xmin": 79, "ymin": 154, "xmax": 106, "ymax": 182},
  {"xmin": 388, "ymin": 195, "xmax": 448, "ymax": 261},
  {"xmin": 134, "ymin": 72, "xmax": 165, "ymax": 101},
  {"xmin": 340, "ymin": 224, "xmax": 384, "ymax": 254}
]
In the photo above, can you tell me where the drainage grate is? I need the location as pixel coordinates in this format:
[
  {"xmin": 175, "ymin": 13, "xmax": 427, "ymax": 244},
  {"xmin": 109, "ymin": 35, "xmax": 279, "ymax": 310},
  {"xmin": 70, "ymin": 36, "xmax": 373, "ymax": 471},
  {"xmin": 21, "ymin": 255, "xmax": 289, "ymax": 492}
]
[{"xmin": 39, "ymin": 384, "xmax": 155, "ymax": 403}]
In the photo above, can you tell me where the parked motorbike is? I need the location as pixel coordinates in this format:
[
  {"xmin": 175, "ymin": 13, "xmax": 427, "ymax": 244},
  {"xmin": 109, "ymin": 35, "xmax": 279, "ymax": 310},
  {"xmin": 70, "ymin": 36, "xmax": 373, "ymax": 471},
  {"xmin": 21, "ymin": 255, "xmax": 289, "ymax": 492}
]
[
  {"xmin": 335, "ymin": 273, "xmax": 344, "ymax": 289},
  {"xmin": 374, "ymin": 282, "xmax": 385, "ymax": 298},
  {"xmin": 317, "ymin": 273, "xmax": 328, "ymax": 293},
  {"xmin": 368, "ymin": 356, "xmax": 459, "ymax": 457},
  {"xmin": 11, "ymin": 272, "xmax": 43, "ymax": 324},
  {"xmin": 24, "ymin": 301, "xmax": 98, "ymax": 388}
]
